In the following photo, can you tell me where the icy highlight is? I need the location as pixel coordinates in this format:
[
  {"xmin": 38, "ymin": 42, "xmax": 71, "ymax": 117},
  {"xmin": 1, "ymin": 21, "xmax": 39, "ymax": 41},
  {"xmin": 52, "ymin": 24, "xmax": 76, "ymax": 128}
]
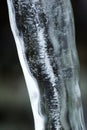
[{"xmin": 7, "ymin": 0, "xmax": 86, "ymax": 130}]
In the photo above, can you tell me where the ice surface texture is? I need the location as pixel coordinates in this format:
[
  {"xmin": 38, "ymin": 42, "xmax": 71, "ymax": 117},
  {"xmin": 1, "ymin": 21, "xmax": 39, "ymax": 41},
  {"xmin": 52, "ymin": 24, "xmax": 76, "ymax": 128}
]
[{"xmin": 7, "ymin": 0, "xmax": 86, "ymax": 130}]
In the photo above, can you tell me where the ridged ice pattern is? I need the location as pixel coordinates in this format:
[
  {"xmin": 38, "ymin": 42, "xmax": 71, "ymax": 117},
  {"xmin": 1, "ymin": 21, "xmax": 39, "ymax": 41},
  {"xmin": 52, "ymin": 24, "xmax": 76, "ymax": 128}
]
[{"xmin": 7, "ymin": 0, "xmax": 86, "ymax": 130}]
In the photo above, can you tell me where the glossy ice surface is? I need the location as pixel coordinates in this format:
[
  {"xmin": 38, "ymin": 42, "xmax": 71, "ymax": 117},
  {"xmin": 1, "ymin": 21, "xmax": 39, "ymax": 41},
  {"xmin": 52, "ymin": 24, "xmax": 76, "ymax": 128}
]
[{"xmin": 7, "ymin": 0, "xmax": 86, "ymax": 130}]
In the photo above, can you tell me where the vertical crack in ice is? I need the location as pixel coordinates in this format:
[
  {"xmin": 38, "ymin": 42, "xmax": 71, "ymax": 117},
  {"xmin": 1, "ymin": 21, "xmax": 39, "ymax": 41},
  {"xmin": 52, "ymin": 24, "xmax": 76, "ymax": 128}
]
[
  {"xmin": 35, "ymin": 27, "xmax": 64, "ymax": 129},
  {"xmin": 37, "ymin": 28, "xmax": 56, "ymax": 86}
]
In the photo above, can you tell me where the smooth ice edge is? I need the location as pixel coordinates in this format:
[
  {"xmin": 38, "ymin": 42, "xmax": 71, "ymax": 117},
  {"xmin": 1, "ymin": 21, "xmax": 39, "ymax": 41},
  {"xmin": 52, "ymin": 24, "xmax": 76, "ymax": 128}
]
[{"xmin": 7, "ymin": 0, "xmax": 45, "ymax": 130}]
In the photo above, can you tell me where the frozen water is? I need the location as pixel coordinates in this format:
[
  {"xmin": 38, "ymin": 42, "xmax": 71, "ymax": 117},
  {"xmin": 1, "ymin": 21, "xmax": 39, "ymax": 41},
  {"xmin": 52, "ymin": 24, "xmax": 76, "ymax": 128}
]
[{"xmin": 7, "ymin": 0, "xmax": 86, "ymax": 130}]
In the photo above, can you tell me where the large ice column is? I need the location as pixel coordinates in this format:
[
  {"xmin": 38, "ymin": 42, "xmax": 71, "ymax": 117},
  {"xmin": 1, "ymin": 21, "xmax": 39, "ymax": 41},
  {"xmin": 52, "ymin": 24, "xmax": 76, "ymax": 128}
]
[{"xmin": 7, "ymin": 0, "xmax": 86, "ymax": 130}]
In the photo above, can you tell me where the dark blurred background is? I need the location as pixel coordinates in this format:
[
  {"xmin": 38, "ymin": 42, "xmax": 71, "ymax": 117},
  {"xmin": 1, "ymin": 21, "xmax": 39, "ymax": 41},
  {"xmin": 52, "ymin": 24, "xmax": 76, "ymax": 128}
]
[{"xmin": 0, "ymin": 0, "xmax": 87, "ymax": 130}]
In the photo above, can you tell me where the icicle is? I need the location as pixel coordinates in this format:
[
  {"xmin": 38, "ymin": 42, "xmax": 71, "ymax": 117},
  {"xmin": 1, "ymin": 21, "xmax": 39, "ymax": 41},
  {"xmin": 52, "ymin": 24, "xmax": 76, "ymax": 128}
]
[{"xmin": 7, "ymin": 0, "xmax": 86, "ymax": 130}]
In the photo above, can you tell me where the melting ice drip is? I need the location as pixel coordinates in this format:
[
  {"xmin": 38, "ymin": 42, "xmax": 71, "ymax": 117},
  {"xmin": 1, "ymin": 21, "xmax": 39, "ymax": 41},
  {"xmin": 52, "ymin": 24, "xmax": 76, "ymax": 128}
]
[{"xmin": 7, "ymin": 0, "xmax": 86, "ymax": 130}]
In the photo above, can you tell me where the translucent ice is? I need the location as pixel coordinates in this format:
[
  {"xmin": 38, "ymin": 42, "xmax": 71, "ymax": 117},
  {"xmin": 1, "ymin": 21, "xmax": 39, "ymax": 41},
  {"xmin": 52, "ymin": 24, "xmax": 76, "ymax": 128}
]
[{"xmin": 7, "ymin": 0, "xmax": 86, "ymax": 130}]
